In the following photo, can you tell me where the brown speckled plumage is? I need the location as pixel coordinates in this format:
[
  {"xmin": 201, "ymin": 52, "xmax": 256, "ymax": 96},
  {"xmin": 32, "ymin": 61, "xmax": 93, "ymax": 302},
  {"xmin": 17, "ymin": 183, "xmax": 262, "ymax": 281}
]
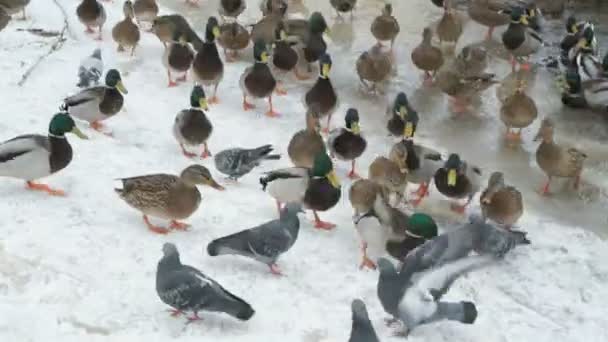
[
  {"xmin": 534, "ymin": 119, "xmax": 587, "ymax": 180},
  {"xmin": 288, "ymin": 110, "xmax": 325, "ymax": 168}
]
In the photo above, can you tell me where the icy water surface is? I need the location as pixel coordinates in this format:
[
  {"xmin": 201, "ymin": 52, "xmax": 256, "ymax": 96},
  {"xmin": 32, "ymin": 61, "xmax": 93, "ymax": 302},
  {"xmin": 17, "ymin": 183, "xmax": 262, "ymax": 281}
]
[{"xmin": 163, "ymin": 0, "xmax": 608, "ymax": 237}]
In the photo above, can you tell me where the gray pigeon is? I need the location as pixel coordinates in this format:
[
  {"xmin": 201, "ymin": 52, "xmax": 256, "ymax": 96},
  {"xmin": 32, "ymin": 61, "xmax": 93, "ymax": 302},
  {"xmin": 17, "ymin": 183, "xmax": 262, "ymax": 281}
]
[
  {"xmin": 214, "ymin": 144, "xmax": 281, "ymax": 181},
  {"xmin": 77, "ymin": 49, "xmax": 103, "ymax": 88},
  {"xmin": 349, "ymin": 299, "xmax": 380, "ymax": 342},
  {"xmin": 207, "ymin": 203, "xmax": 302, "ymax": 275},
  {"xmin": 156, "ymin": 243, "xmax": 255, "ymax": 322}
]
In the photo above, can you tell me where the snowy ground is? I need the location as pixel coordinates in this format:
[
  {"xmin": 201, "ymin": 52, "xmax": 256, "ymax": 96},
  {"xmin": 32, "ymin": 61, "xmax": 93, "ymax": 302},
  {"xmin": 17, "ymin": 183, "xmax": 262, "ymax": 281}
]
[{"xmin": 0, "ymin": 0, "xmax": 607, "ymax": 341}]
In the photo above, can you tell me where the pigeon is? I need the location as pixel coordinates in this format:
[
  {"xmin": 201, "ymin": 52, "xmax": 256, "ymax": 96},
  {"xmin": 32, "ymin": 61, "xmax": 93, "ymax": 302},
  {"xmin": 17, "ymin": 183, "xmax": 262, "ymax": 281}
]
[
  {"xmin": 77, "ymin": 48, "xmax": 103, "ymax": 88},
  {"xmin": 207, "ymin": 202, "xmax": 302, "ymax": 275},
  {"xmin": 349, "ymin": 299, "xmax": 380, "ymax": 342},
  {"xmin": 156, "ymin": 243, "xmax": 255, "ymax": 322},
  {"xmin": 214, "ymin": 144, "xmax": 281, "ymax": 181}
]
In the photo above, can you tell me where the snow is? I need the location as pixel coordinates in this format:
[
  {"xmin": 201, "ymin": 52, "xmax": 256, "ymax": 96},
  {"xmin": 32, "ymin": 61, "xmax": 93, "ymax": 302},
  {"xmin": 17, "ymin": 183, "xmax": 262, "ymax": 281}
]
[{"xmin": 0, "ymin": 0, "xmax": 607, "ymax": 341}]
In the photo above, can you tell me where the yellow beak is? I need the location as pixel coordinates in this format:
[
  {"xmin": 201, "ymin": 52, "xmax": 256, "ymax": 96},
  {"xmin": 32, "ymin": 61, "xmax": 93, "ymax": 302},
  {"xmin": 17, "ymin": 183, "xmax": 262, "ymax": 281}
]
[
  {"xmin": 327, "ymin": 170, "xmax": 340, "ymax": 188},
  {"xmin": 212, "ymin": 26, "xmax": 220, "ymax": 38},
  {"xmin": 179, "ymin": 35, "xmax": 188, "ymax": 44},
  {"xmin": 199, "ymin": 98, "xmax": 209, "ymax": 111},
  {"xmin": 322, "ymin": 63, "xmax": 330, "ymax": 78},
  {"xmin": 521, "ymin": 16, "xmax": 529, "ymax": 26},
  {"xmin": 447, "ymin": 169, "xmax": 457, "ymax": 186},
  {"xmin": 324, "ymin": 28, "xmax": 330, "ymax": 35},
  {"xmin": 398, "ymin": 106, "xmax": 407, "ymax": 119},
  {"xmin": 571, "ymin": 24, "xmax": 578, "ymax": 33},
  {"xmin": 404, "ymin": 122, "xmax": 413, "ymax": 138},
  {"xmin": 351, "ymin": 122, "xmax": 361, "ymax": 135},
  {"xmin": 528, "ymin": 9, "xmax": 535, "ymax": 18},
  {"xmin": 576, "ymin": 38, "xmax": 588, "ymax": 49},
  {"xmin": 71, "ymin": 126, "xmax": 89, "ymax": 139},
  {"xmin": 116, "ymin": 81, "xmax": 128, "ymax": 94},
  {"xmin": 261, "ymin": 51, "xmax": 269, "ymax": 63},
  {"xmin": 280, "ymin": 30, "xmax": 287, "ymax": 41}
]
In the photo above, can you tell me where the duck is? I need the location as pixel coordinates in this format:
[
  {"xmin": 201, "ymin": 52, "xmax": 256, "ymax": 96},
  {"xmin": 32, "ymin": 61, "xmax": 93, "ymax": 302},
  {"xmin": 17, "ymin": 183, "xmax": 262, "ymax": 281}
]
[
  {"xmin": 260, "ymin": 151, "xmax": 341, "ymax": 230},
  {"xmin": 561, "ymin": 17, "xmax": 597, "ymax": 68},
  {"xmin": 523, "ymin": 2, "xmax": 544, "ymax": 33},
  {"xmin": 534, "ymin": 118, "xmax": 587, "ymax": 196},
  {"xmin": 580, "ymin": 77, "xmax": 608, "ymax": 112},
  {"xmin": 435, "ymin": 68, "xmax": 498, "ymax": 114},
  {"xmin": 369, "ymin": 141, "xmax": 408, "ymax": 206},
  {"xmin": 173, "ymin": 85, "xmax": 213, "ymax": 159},
  {"xmin": 432, "ymin": 153, "xmax": 482, "ymax": 214},
  {"xmin": 63, "ymin": 69, "xmax": 128, "ymax": 134},
  {"xmin": 436, "ymin": 0, "xmax": 463, "ymax": 45},
  {"xmin": 349, "ymin": 178, "xmax": 384, "ymax": 216},
  {"xmin": 304, "ymin": 53, "xmax": 338, "ymax": 133},
  {"xmin": 501, "ymin": 6, "xmax": 542, "ymax": 72},
  {"xmin": 192, "ymin": 17, "xmax": 223, "ymax": 104},
  {"xmin": 411, "ymin": 27, "xmax": 444, "ymax": 86},
  {"xmin": 386, "ymin": 92, "xmax": 417, "ymax": 138},
  {"xmin": 0, "ymin": 8, "xmax": 10, "ymax": 32},
  {"xmin": 217, "ymin": 21, "xmax": 250, "ymax": 62},
  {"xmin": 287, "ymin": 12, "xmax": 329, "ymax": 79},
  {"xmin": 132, "ymin": 0, "xmax": 158, "ymax": 30},
  {"xmin": 76, "ymin": 0, "xmax": 106, "ymax": 41},
  {"xmin": 535, "ymin": 0, "xmax": 566, "ymax": 18},
  {"xmin": 370, "ymin": 3, "xmax": 399, "ymax": 51},
  {"xmin": 453, "ymin": 45, "xmax": 489, "ymax": 78},
  {"xmin": 250, "ymin": 1, "xmax": 287, "ymax": 47},
  {"xmin": 0, "ymin": 111, "xmax": 88, "ymax": 196},
  {"xmin": 162, "ymin": 30, "xmax": 195, "ymax": 87},
  {"xmin": 499, "ymin": 79, "xmax": 537, "ymax": 142},
  {"xmin": 395, "ymin": 139, "xmax": 444, "ymax": 208},
  {"xmin": 115, "ymin": 164, "xmax": 225, "ymax": 234},
  {"xmin": 356, "ymin": 44, "xmax": 393, "ymax": 94},
  {"xmin": 330, "ymin": 0, "xmax": 357, "ymax": 18},
  {"xmin": 328, "ymin": 108, "xmax": 367, "ymax": 179},
  {"xmin": 467, "ymin": 0, "xmax": 510, "ymax": 40},
  {"xmin": 219, "ymin": 0, "xmax": 245, "ymax": 21},
  {"xmin": 240, "ymin": 39, "xmax": 279, "ymax": 117},
  {"xmin": 573, "ymin": 26, "xmax": 603, "ymax": 82},
  {"xmin": 384, "ymin": 213, "xmax": 439, "ymax": 262},
  {"xmin": 271, "ymin": 21, "xmax": 298, "ymax": 95},
  {"xmin": 560, "ymin": 65, "xmax": 588, "ymax": 109},
  {"xmin": 480, "ymin": 171, "xmax": 523, "ymax": 229},
  {"xmin": 260, "ymin": 0, "xmax": 287, "ymax": 17},
  {"xmin": 152, "ymin": 15, "xmax": 203, "ymax": 51},
  {"xmin": 112, "ymin": 0, "xmax": 140, "ymax": 56},
  {"xmin": 0, "ymin": 0, "xmax": 29, "ymax": 20},
  {"xmin": 288, "ymin": 105, "xmax": 325, "ymax": 169},
  {"xmin": 353, "ymin": 204, "xmax": 390, "ymax": 270}
]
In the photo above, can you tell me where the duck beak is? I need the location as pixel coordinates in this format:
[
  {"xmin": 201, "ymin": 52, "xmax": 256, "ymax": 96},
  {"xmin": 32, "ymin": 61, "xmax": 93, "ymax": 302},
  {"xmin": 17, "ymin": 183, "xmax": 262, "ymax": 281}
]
[
  {"xmin": 521, "ymin": 16, "xmax": 529, "ymax": 26},
  {"xmin": 324, "ymin": 28, "xmax": 330, "ymax": 35},
  {"xmin": 71, "ymin": 126, "xmax": 89, "ymax": 139},
  {"xmin": 261, "ymin": 51, "xmax": 269, "ymax": 63},
  {"xmin": 199, "ymin": 98, "xmax": 209, "ymax": 111},
  {"xmin": 322, "ymin": 63, "xmax": 330, "ymax": 78},
  {"xmin": 213, "ymin": 26, "xmax": 220, "ymax": 38},
  {"xmin": 447, "ymin": 169, "xmax": 457, "ymax": 186},
  {"xmin": 404, "ymin": 122, "xmax": 414, "ymax": 138},
  {"xmin": 398, "ymin": 106, "xmax": 407, "ymax": 119},
  {"xmin": 207, "ymin": 178, "xmax": 225, "ymax": 191},
  {"xmin": 351, "ymin": 122, "xmax": 361, "ymax": 135},
  {"xmin": 116, "ymin": 81, "xmax": 128, "ymax": 94},
  {"xmin": 327, "ymin": 170, "xmax": 340, "ymax": 188},
  {"xmin": 280, "ymin": 30, "xmax": 287, "ymax": 41}
]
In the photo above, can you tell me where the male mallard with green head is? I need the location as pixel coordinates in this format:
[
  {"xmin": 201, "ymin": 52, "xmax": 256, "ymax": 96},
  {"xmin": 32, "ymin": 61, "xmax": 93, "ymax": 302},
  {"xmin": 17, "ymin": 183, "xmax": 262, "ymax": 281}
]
[
  {"xmin": 501, "ymin": 6, "xmax": 542, "ymax": 72},
  {"xmin": 384, "ymin": 213, "xmax": 438, "ymax": 262},
  {"xmin": 162, "ymin": 31, "xmax": 194, "ymax": 87},
  {"xmin": 193, "ymin": 17, "xmax": 223, "ymax": 104},
  {"xmin": 112, "ymin": 0, "xmax": 140, "ymax": 56},
  {"xmin": 261, "ymin": 152, "xmax": 341, "ymax": 230},
  {"xmin": 271, "ymin": 21, "xmax": 298, "ymax": 95},
  {"xmin": 387, "ymin": 92, "xmax": 418, "ymax": 138},
  {"xmin": 241, "ymin": 39, "xmax": 279, "ymax": 117},
  {"xmin": 432, "ymin": 153, "xmax": 482, "ymax": 214},
  {"xmin": 288, "ymin": 105, "xmax": 325, "ymax": 169},
  {"xmin": 76, "ymin": 0, "xmax": 106, "ymax": 41},
  {"xmin": 411, "ymin": 27, "xmax": 444, "ymax": 86},
  {"xmin": 292, "ymin": 12, "xmax": 329, "ymax": 79},
  {"xmin": 115, "ymin": 165, "xmax": 225, "ymax": 234},
  {"xmin": 328, "ymin": 108, "xmax": 367, "ymax": 179},
  {"xmin": 480, "ymin": 171, "xmax": 523, "ymax": 229},
  {"xmin": 217, "ymin": 22, "xmax": 250, "ymax": 62},
  {"xmin": 64, "ymin": 69, "xmax": 128, "ymax": 135},
  {"xmin": 0, "ymin": 111, "xmax": 88, "ymax": 196},
  {"xmin": 305, "ymin": 53, "xmax": 338, "ymax": 133},
  {"xmin": 500, "ymin": 79, "xmax": 537, "ymax": 142},
  {"xmin": 173, "ymin": 85, "xmax": 213, "ymax": 159},
  {"xmin": 371, "ymin": 3, "xmax": 399, "ymax": 51}
]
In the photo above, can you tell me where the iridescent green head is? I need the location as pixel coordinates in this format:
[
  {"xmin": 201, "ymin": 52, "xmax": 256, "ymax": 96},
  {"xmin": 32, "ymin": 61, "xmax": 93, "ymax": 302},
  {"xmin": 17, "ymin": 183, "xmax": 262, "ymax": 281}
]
[
  {"xmin": 383, "ymin": 4, "xmax": 393, "ymax": 16},
  {"xmin": 309, "ymin": 12, "xmax": 328, "ymax": 34},
  {"xmin": 205, "ymin": 16, "xmax": 220, "ymax": 42},
  {"xmin": 105, "ymin": 69, "xmax": 128, "ymax": 94},
  {"xmin": 253, "ymin": 39, "xmax": 269, "ymax": 63},
  {"xmin": 393, "ymin": 92, "xmax": 409, "ymax": 118},
  {"xmin": 406, "ymin": 213, "xmax": 438, "ymax": 240},
  {"xmin": 190, "ymin": 85, "xmax": 208, "ymax": 110},
  {"xmin": 312, "ymin": 152, "xmax": 340, "ymax": 188},
  {"xmin": 319, "ymin": 53, "xmax": 332, "ymax": 78},
  {"xmin": 345, "ymin": 108, "xmax": 360, "ymax": 134},
  {"xmin": 49, "ymin": 112, "xmax": 88, "ymax": 139}
]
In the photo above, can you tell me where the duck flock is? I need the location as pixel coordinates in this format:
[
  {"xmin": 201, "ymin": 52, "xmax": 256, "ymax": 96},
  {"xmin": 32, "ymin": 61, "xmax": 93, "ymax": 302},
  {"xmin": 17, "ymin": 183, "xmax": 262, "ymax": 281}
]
[{"xmin": 0, "ymin": 0, "xmax": 606, "ymax": 340}]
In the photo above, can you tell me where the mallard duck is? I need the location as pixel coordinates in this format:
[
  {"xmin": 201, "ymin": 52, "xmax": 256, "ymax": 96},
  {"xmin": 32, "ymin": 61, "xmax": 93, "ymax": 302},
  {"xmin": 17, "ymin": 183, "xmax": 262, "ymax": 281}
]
[
  {"xmin": 288, "ymin": 105, "xmax": 325, "ymax": 169},
  {"xmin": 115, "ymin": 165, "xmax": 225, "ymax": 234},
  {"xmin": 386, "ymin": 92, "xmax": 417, "ymax": 138},
  {"xmin": 371, "ymin": 3, "xmax": 399, "ymax": 50},
  {"xmin": 0, "ymin": 8, "xmax": 10, "ymax": 31},
  {"xmin": 217, "ymin": 22, "xmax": 250, "ymax": 62},
  {"xmin": 271, "ymin": 21, "xmax": 298, "ymax": 95},
  {"xmin": 353, "ymin": 207, "xmax": 389, "ymax": 270},
  {"xmin": 435, "ymin": 69, "xmax": 498, "ymax": 113},
  {"xmin": 467, "ymin": 0, "xmax": 510, "ymax": 40},
  {"xmin": 219, "ymin": 0, "xmax": 245, "ymax": 21},
  {"xmin": 173, "ymin": 85, "xmax": 212, "ymax": 159},
  {"xmin": 286, "ymin": 12, "xmax": 329, "ymax": 79},
  {"xmin": 132, "ymin": 0, "xmax": 157, "ymax": 29},
  {"xmin": 369, "ymin": 141, "xmax": 408, "ymax": 205},
  {"xmin": 349, "ymin": 178, "xmax": 383, "ymax": 216},
  {"xmin": 453, "ymin": 45, "xmax": 489, "ymax": 78},
  {"xmin": 0, "ymin": 112, "xmax": 87, "ymax": 196},
  {"xmin": 356, "ymin": 44, "xmax": 393, "ymax": 94},
  {"xmin": 192, "ymin": 17, "xmax": 223, "ymax": 104},
  {"xmin": 76, "ymin": 0, "xmax": 106, "ymax": 41},
  {"xmin": 330, "ymin": 0, "xmax": 357, "ymax": 18},
  {"xmin": 561, "ymin": 18, "xmax": 598, "ymax": 68},
  {"xmin": 0, "ymin": 0, "xmax": 29, "ymax": 20},
  {"xmin": 560, "ymin": 65, "xmax": 588, "ymax": 109},
  {"xmin": 250, "ymin": 1, "xmax": 287, "ymax": 47},
  {"xmin": 260, "ymin": 0, "xmax": 287, "ymax": 16},
  {"xmin": 534, "ymin": 118, "xmax": 587, "ymax": 196},
  {"xmin": 328, "ymin": 108, "xmax": 367, "ymax": 179},
  {"xmin": 240, "ymin": 39, "xmax": 279, "ymax": 117},
  {"xmin": 396, "ymin": 139, "xmax": 444, "ymax": 207},
  {"xmin": 162, "ymin": 31, "xmax": 194, "ymax": 87},
  {"xmin": 500, "ymin": 79, "xmax": 537, "ymax": 142},
  {"xmin": 112, "ymin": 1, "xmax": 140, "ymax": 56},
  {"xmin": 573, "ymin": 26, "xmax": 603, "ymax": 82},
  {"xmin": 152, "ymin": 15, "xmax": 203, "ymax": 51},
  {"xmin": 501, "ymin": 6, "xmax": 542, "ymax": 72},
  {"xmin": 411, "ymin": 27, "xmax": 444, "ymax": 86},
  {"xmin": 64, "ymin": 69, "xmax": 128, "ymax": 134},
  {"xmin": 432, "ymin": 153, "xmax": 482, "ymax": 214},
  {"xmin": 384, "ymin": 213, "xmax": 438, "ymax": 262},
  {"xmin": 260, "ymin": 151, "xmax": 341, "ymax": 230},
  {"xmin": 436, "ymin": 0, "xmax": 463, "ymax": 45},
  {"xmin": 536, "ymin": 0, "xmax": 566, "ymax": 17},
  {"xmin": 480, "ymin": 171, "xmax": 523, "ymax": 229},
  {"xmin": 304, "ymin": 53, "xmax": 338, "ymax": 132},
  {"xmin": 523, "ymin": 3, "xmax": 543, "ymax": 33}
]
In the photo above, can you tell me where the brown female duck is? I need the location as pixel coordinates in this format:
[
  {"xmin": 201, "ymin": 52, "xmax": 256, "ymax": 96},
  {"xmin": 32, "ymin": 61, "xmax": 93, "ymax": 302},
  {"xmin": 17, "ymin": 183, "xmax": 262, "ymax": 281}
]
[
  {"xmin": 76, "ymin": 0, "xmax": 106, "ymax": 41},
  {"xmin": 287, "ymin": 105, "xmax": 325, "ymax": 168},
  {"xmin": 500, "ymin": 79, "xmax": 537, "ymax": 142},
  {"xmin": 217, "ymin": 22, "xmax": 250, "ymax": 62},
  {"xmin": 369, "ymin": 141, "xmax": 408, "ymax": 206},
  {"xmin": 112, "ymin": 0, "xmax": 140, "ymax": 55},
  {"xmin": 356, "ymin": 44, "xmax": 393, "ymax": 94},
  {"xmin": 132, "ymin": 0, "xmax": 158, "ymax": 29},
  {"xmin": 468, "ymin": 0, "xmax": 510, "ymax": 40},
  {"xmin": 371, "ymin": 3, "xmax": 399, "ymax": 50},
  {"xmin": 436, "ymin": 0, "xmax": 462, "ymax": 45},
  {"xmin": 480, "ymin": 171, "xmax": 523, "ymax": 229},
  {"xmin": 304, "ymin": 53, "xmax": 338, "ymax": 133},
  {"xmin": 411, "ymin": 27, "xmax": 444, "ymax": 86}
]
